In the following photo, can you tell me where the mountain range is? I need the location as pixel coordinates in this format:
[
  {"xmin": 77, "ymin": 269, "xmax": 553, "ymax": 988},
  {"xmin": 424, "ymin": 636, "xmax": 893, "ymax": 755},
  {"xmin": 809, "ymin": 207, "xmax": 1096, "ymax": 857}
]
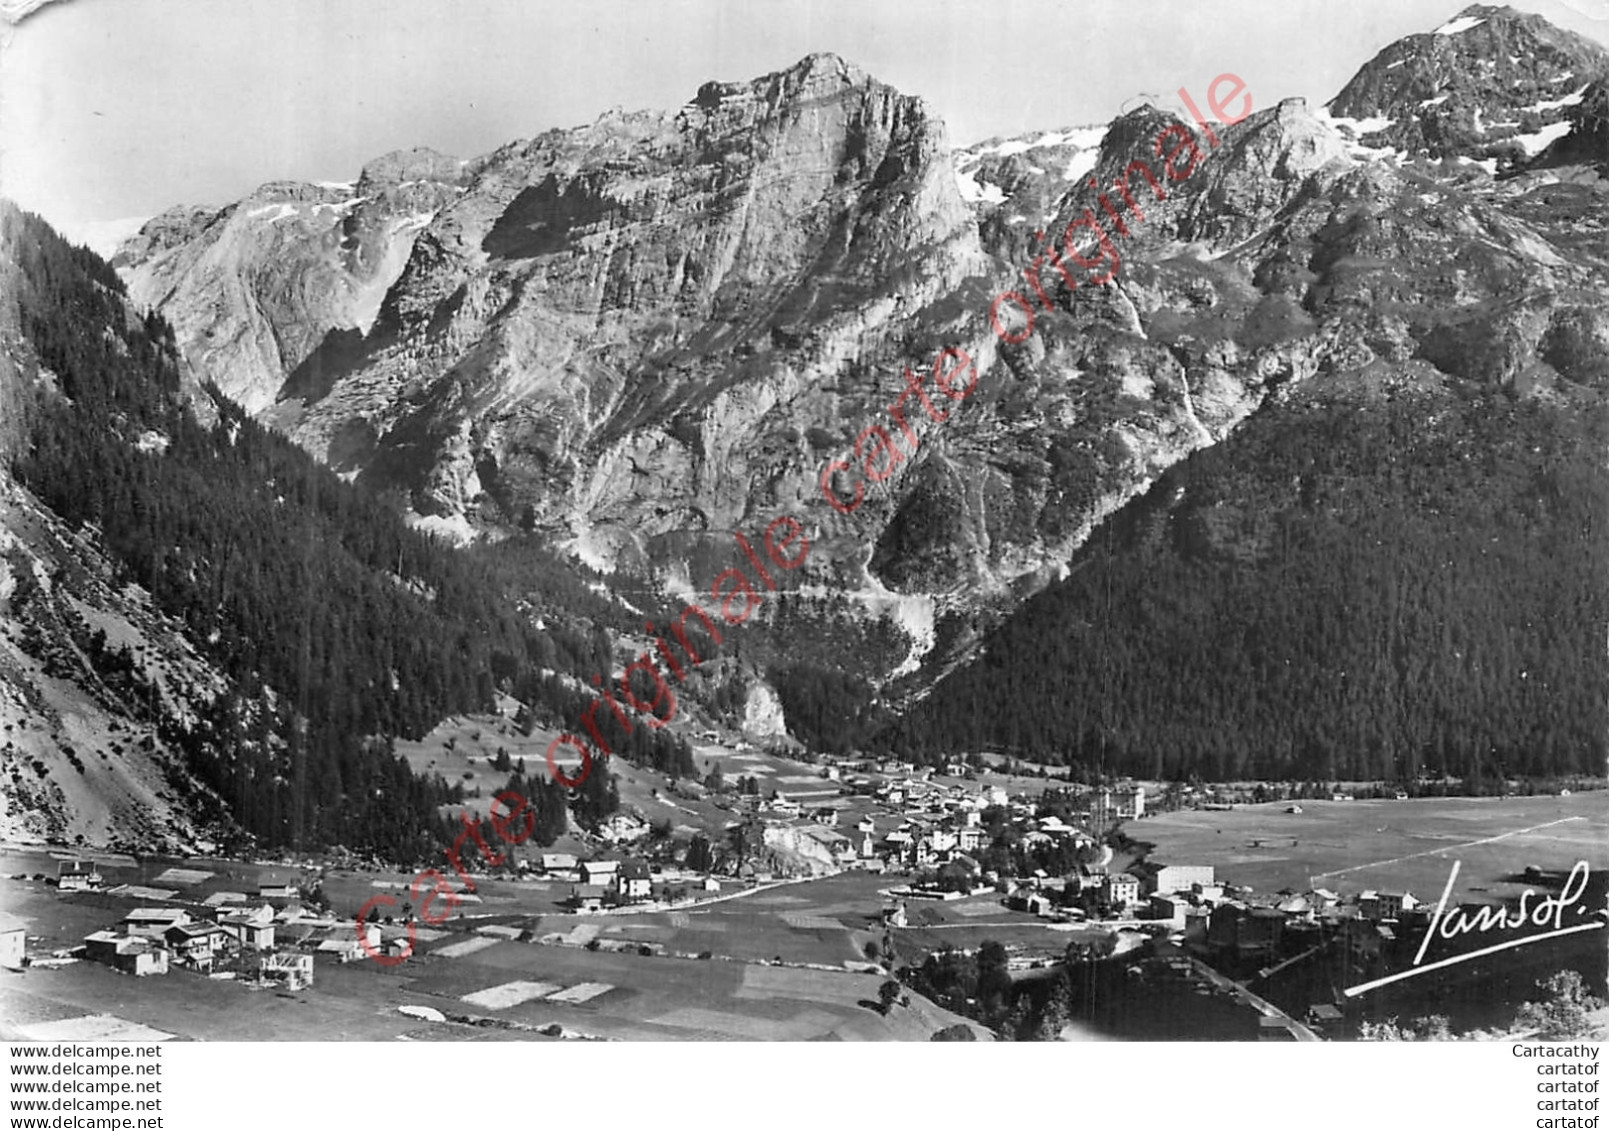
[{"xmin": 3, "ymin": 4, "xmax": 1605, "ymax": 850}]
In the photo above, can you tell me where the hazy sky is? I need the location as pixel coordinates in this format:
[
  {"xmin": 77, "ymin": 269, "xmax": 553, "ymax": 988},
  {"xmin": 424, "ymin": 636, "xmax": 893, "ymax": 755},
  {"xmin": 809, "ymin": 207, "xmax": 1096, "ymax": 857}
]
[{"xmin": 4, "ymin": 0, "xmax": 1609, "ymax": 245}]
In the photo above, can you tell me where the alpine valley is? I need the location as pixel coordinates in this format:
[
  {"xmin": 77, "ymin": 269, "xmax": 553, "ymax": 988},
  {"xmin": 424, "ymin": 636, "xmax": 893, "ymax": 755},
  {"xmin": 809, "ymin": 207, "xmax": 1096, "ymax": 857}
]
[{"xmin": 3, "ymin": 3, "xmax": 1605, "ymax": 857}]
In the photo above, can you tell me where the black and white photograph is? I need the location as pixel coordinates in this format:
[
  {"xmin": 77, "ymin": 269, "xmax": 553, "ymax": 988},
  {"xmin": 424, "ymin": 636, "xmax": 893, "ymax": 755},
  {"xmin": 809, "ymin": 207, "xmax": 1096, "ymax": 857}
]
[{"xmin": 0, "ymin": 0, "xmax": 1604, "ymax": 1085}]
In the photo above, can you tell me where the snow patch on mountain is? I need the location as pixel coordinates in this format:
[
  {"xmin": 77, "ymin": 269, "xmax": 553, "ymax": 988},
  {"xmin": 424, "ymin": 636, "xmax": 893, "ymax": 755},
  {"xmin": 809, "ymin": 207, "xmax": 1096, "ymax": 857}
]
[
  {"xmin": 954, "ymin": 167, "xmax": 1006, "ymax": 204},
  {"xmin": 1521, "ymin": 84, "xmax": 1590, "ymax": 112},
  {"xmin": 1436, "ymin": 14, "xmax": 1488, "ymax": 36},
  {"xmin": 246, "ymin": 203, "xmax": 299, "ymax": 224},
  {"xmin": 1513, "ymin": 119, "xmax": 1575, "ymax": 155}
]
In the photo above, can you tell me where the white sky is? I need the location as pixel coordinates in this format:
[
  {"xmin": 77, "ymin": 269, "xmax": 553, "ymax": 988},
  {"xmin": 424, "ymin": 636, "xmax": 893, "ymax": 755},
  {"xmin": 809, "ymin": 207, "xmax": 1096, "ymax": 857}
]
[{"xmin": 3, "ymin": 0, "xmax": 1608, "ymax": 245}]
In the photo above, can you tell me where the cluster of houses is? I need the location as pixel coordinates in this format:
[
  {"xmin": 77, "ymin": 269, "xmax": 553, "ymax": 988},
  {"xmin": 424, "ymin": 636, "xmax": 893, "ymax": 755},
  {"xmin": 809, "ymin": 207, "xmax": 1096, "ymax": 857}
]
[
  {"xmin": 659, "ymin": 759, "xmax": 1152, "ymax": 892},
  {"xmin": 551, "ymin": 767, "xmax": 1136, "ymax": 907},
  {"xmin": 57, "ymin": 862, "xmax": 367, "ymax": 989},
  {"xmin": 989, "ymin": 846, "xmax": 1425, "ymax": 932},
  {"xmin": 544, "ymin": 854, "xmax": 720, "ymax": 912},
  {"xmin": 993, "ymin": 861, "xmax": 1195, "ymax": 919},
  {"xmin": 785, "ymin": 775, "xmax": 1435, "ymax": 982},
  {"xmin": 987, "ymin": 845, "xmax": 1438, "ymax": 994},
  {"xmin": 757, "ymin": 772, "xmax": 1146, "ymax": 877},
  {"xmin": 1197, "ymin": 885, "xmax": 1426, "ymax": 970},
  {"xmin": 746, "ymin": 776, "xmax": 1010, "ymax": 875}
]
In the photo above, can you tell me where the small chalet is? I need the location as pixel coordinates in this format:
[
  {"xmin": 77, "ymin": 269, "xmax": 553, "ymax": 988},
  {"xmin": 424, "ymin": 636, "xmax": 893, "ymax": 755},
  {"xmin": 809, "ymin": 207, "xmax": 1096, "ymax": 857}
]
[
  {"xmin": 1307, "ymin": 1003, "xmax": 1345, "ymax": 1029},
  {"xmin": 57, "ymin": 860, "xmax": 103, "ymax": 892},
  {"xmin": 579, "ymin": 860, "xmax": 619, "ymax": 887},
  {"xmin": 541, "ymin": 853, "xmax": 579, "ymax": 876},
  {"xmin": 164, "ymin": 922, "xmax": 225, "ymax": 970},
  {"xmin": 316, "ymin": 937, "xmax": 365, "ymax": 963},
  {"xmin": 570, "ymin": 884, "xmax": 607, "ymax": 912},
  {"xmin": 122, "ymin": 908, "xmax": 190, "ymax": 939},
  {"xmin": 218, "ymin": 914, "xmax": 275, "ymax": 951},
  {"xmin": 616, "ymin": 860, "xmax": 652, "ymax": 902},
  {"xmin": 84, "ymin": 931, "xmax": 168, "ymax": 976}
]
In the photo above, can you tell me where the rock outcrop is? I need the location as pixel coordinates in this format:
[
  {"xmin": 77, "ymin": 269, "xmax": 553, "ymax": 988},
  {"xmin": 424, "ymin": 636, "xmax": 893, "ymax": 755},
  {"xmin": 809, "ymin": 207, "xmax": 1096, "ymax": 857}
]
[{"xmin": 117, "ymin": 148, "xmax": 470, "ymax": 411}]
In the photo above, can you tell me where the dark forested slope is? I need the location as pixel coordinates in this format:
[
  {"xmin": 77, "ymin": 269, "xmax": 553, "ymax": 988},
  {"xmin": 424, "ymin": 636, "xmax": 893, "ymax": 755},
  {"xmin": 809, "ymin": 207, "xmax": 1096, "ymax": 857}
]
[
  {"xmin": 0, "ymin": 203, "xmax": 682, "ymax": 859},
  {"xmin": 888, "ymin": 376, "xmax": 1609, "ymax": 784}
]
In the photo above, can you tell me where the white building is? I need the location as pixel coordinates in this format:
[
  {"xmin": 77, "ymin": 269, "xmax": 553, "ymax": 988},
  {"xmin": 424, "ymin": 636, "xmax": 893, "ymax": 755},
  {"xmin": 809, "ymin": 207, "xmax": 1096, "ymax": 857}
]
[
  {"xmin": 1145, "ymin": 864, "xmax": 1216, "ymax": 895},
  {"xmin": 0, "ymin": 914, "xmax": 24, "ymax": 969}
]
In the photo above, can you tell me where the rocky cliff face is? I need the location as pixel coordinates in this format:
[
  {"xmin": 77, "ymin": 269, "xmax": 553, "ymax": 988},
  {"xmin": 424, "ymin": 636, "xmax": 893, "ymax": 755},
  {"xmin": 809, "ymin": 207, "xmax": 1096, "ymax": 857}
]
[
  {"xmin": 117, "ymin": 148, "xmax": 470, "ymax": 412},
  {"xmin": 282, "ymin": 53, "xmax": 988, "ymax": 551},
  {"xmin": 115, "ymin": 16, "xmax": 1609, "ymax": 703}
]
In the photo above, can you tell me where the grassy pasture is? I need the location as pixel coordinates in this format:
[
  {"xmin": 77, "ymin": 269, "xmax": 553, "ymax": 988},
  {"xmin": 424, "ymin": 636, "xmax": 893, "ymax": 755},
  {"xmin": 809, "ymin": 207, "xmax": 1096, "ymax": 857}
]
[{"xmin": 1130, "ymin": 793, "xmax": 1608, "ymax": 902}]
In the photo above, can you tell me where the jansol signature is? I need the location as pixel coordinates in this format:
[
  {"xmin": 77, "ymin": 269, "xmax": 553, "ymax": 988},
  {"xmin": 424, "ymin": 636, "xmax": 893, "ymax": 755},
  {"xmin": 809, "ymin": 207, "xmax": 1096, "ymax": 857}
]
[
  {"xmin": 1414, "ymin": 859, "xmax": 1595, "ymax": 967},
  {"xmin": 1345, "ymin": 859, "xmax": 1604, "ymax": 998}
]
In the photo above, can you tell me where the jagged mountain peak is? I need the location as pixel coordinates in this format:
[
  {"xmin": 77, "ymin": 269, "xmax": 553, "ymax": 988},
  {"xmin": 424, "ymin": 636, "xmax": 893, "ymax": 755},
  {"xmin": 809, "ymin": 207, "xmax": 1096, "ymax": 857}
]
[
  {"xmin": 692, "ymin": 50, "xmax": 868, "ymax": 104},
  {"xmin": 1326, "ymin": 3, "xmax": 1609, "ymax": 166},
  {"xmin": 357, "ymin": 146, "xmax": 470, "ymax": 190},
  {"xmin": 116, "ymin": 151, "xmax": 469, "ymax": 412},
  {"xmin": 246, "ymin": 49, "xmax": 984, "ymax": 555},
  {"xmin": 766, "ymin": 49, "xmax": 865, "ymax": 86},
  {"xmin": 678, "ymin": 50, "xmax": 941, "ymax": 147}
]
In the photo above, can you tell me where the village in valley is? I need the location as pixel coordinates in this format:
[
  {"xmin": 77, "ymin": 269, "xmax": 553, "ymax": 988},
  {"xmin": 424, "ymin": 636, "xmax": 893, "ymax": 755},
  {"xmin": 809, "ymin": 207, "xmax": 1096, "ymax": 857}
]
[{"xmin": 1, "ymin": 703, "xmax": 1603, "ymax": 1042}]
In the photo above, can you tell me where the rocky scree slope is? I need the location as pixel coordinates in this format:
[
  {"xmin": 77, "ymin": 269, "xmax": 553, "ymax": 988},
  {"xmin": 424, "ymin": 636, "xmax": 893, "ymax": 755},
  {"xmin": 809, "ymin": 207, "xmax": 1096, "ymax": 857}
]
[{"xmin": 0, "ymin": 217, "xmax": 235, "ymax": 851}]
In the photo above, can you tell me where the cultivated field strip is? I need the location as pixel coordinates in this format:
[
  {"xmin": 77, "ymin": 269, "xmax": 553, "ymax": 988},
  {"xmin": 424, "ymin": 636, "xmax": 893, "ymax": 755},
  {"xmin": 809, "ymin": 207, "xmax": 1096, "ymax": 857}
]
[{"xmin": 1310, "ymin": 816, "xmax": 1589, "ymax": 882}]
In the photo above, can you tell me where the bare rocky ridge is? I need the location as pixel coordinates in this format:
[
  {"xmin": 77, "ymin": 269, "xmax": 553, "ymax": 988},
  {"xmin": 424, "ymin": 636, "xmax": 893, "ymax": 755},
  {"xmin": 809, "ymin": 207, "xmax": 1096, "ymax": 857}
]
[{"xmin": 118, "ymin": 148, "xmax": 471, "ymax": 412}]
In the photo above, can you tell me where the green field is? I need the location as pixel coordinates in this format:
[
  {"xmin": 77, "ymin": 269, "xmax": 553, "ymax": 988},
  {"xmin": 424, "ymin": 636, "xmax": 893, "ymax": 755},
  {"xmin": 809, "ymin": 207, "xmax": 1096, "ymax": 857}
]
[{"xmin": 1130, "ymin": 793, "xmax": 1609, "ymax": 901}]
